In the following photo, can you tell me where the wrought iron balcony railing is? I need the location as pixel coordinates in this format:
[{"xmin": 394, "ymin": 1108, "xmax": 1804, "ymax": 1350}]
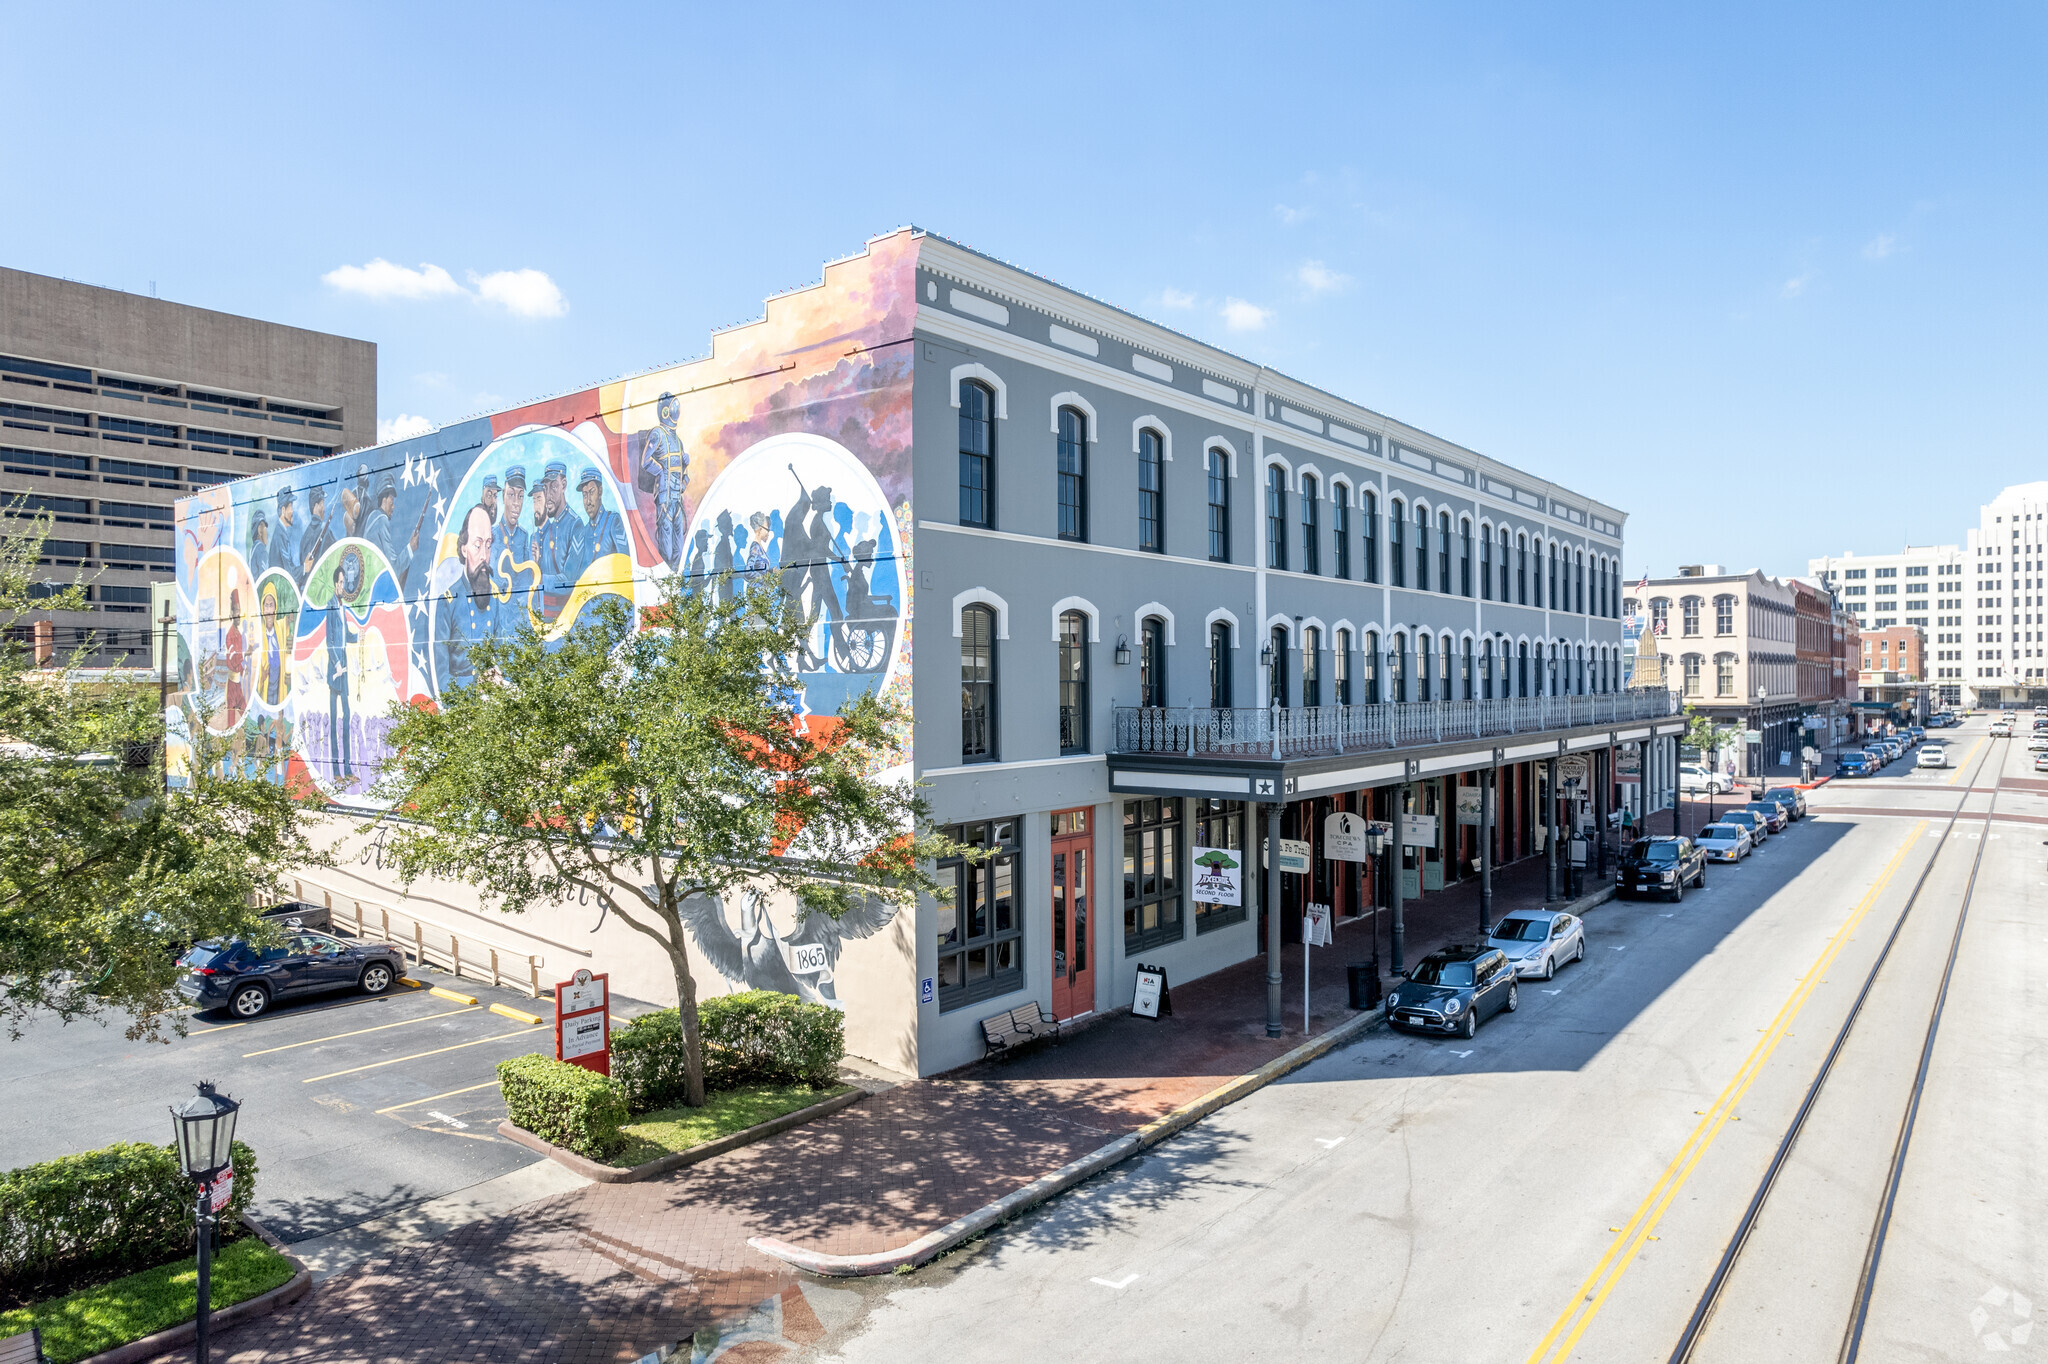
[{"xmin": 1111, "ymin": 689, "xmax": 1678, "ymax": 760}]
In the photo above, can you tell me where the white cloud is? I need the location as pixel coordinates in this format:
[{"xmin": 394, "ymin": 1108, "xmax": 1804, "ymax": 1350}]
[
  {"xmin": 322, "ymin": 259, "xmax": 465, "ymax": 302},
  {"xmin": 378, "ymin": 413, "xmax": 435, "ymax": 444},
  {"xmin": 1780, "ymin": 271, "xmax": 1812, "ymax": 299},
  {"xmin": 1296, "ymin": 260, "xmax": 1351, "ymax": 295},
  {"xmin": 321, "ymin": 259, "xmax": 568, "ymax": 317},
  {"xmin": 1221, "ymin": 298, "xmax": 1272, "ymax": 332},
  {"xmin": 1861, "ymin": 233, "xmax": 1896, "ymax": 261},
  {"xmin": 469, "ymin": 267, "xmax": 568, "ymax": 319},
  {"xmin": 1159, "ymin": 287, "xmax": 1198, "ymax": 309},
  {"xmin": 1273, "ymin": 204, "xmax": 1310, "ymax": 226},
  {"xmin": 414, "ymin": 370, "xmax": 450, "ymax": 388}
]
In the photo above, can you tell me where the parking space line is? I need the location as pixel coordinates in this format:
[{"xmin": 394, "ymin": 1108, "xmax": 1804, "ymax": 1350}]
[
  {"xmin": 374, "ymin": 1079, "xmax": 503, "ymax": 1115},
  {"xmin": 241, "ymin": 1005, "xmax": 481, "ymax": 1057},
  {"xmin": 301, "ymin": 1029, "xmax": 534, "ymax": 1083}
]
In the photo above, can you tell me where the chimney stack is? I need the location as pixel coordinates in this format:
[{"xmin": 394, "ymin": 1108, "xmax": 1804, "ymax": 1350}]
[{"xmin": 32, "ymin": 620, "xmax": 53, "ymax": 667}]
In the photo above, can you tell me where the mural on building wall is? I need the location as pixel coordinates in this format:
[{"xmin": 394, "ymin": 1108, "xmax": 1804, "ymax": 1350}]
[
  {"xmin": 170, "ymin": 234, "xmax": 922, "ymax": 801},
  {"xmin": 678, "ymin": 889, "xmax": 900, "ymax": 1010}
]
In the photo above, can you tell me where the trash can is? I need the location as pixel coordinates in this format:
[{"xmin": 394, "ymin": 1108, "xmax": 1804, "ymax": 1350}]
[{"xmin": 1347, "ymin": 962, "xmax": 1381, "ymax": 1010}]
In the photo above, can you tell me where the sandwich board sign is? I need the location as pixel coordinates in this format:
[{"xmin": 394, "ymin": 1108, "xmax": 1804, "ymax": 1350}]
[
  {"xmin": 1133, "ymin": 963, "xmax": 1173, "ymax": 1018},
  {"xmin": 555, "ymin": 968, "xmax": 611, "ymax": 1076},
  {"xmin": 1302, "ymin": 902, "xmax": 1333, "ymax": 947}
]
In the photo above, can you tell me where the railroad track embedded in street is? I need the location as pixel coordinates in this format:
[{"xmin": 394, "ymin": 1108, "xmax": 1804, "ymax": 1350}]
[{"xmin": 1666, "ymin": 731, "xmax": 2010, "ymax": 1364}]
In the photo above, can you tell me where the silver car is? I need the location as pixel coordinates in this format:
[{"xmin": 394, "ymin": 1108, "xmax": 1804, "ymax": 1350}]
[
  {"xmin": 1695, "ymin": 822, "xmax": 1754, "ymax": 862},
  {"xmin": 1485, "ymin": 910, "xmax": 1586, "ymax": 981}
]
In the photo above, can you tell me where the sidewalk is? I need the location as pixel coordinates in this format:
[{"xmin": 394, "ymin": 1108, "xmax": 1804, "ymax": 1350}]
[{"xmin": 170, "ymin": 852, "xmax": 1605, "ymax": 1364}]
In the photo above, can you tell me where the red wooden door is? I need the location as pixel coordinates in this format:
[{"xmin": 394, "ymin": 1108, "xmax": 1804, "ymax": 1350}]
[{"xmin": 1049, "ymin": 808, "xmax": 1095, "ymax": 1020}]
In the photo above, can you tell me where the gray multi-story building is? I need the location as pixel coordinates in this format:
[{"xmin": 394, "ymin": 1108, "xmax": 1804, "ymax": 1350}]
[
  {"xmin": 170, "ymin": 229, "xmax": 1680, "ymax": 1076},
  {"xmin": 1, "ymin": 266, "xmax": 374, "ymax": 658}
]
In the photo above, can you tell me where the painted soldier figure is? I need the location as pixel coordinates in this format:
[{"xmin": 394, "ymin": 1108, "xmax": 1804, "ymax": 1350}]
[
  {"xmin": 272, "ymin": 488, "xmax": 302, "ymax": 587},
  {"xmin": 321, "ymin": 560, "xmax": 356, "ymax": 782},
  {"xmin": 636, "ymin": 391, "xmax": 690, "ymax": 568},
  {"xmin": 535, "ymin": 460, "xmax": 582, "ymax": 622},
  {"xmin": 577, "ymin": 465, "xmax": 627, "ymax": 572},
  {"xmin": 299, "ymin": 485, "xmax": 336, "ymax": 580},
  {"xmin": 246, "ymin": 508, "xmax": 272, "ymax": 579},
  {"xmin": 435, "ymin": 504, "xmax": 502, "ymax": 690},
  {"xmin": 362, "ymin": 474, "xmax": 420, "ymax": 591}
]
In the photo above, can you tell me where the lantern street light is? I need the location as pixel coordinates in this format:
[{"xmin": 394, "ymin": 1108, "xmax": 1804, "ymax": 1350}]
[
  {"xmin": 170, "ymin": 1081, "xmax": 240, "ymax": 1364},
  {"xmin": 1362, "ymin": 822, "xmax": 1390, "ymax": 988}
]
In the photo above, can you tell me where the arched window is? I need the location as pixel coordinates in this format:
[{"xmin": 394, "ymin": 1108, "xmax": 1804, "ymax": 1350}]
[
  {"xmin": 1575, "ymin": 550, "xmax": 1586, "ymax": 614},
  {"xmin": 1138, "ymin": 428, "xmax": 1164, "ymax": 553},
  {"xmin": 1209, "ymin": 621, "xmax": 1233, "ymax": 707},
  {"xmin": 1300, "ymin": 475, "xmax": 1320, "ymax": 575},
  {"xmin": 1206, "ymin": 447, "xmax": 1230, "ymax": 563},
  {"xmin": 1269, "ymin": 625, "xmax": 1289, "ymax": 707},
  {"xmin": 1482, "ymin": 638, "xmax": 1495, "ymax": 699},
  {"xmin": 1650, "ymin": 597, "xmax": 1670, "ymax": 635},
  {"xmin": 1418, "ymin": 633, "xmax": 1432, "ymax": 700},
  {"xmin": 1681, "ymin": 596, "xmax": 1701, "ymax": 636},
  {"xmin": 1516, "ymin": 533, "xmax": 1529, "ymax": 605},
  {"xmin": 1266, "ymin": 467, "xmax": 1288, "ymax": 570},
  {"xmin": 1333, "ymin": 485, "xmax": 1351, "ymax": 579},
  {"xmin": 1392, "ymin": 631, "xmax": 1409, "ymax": 703},
  {"xmin": 1548, "ymin": 543, "xmax": 1559, "ymax": 610},
  {"xmin": 1461, "ymin": 517, "xmax": 1474, "ymax": 597},
  {"xmin": 1439, "ymin": 634, "xmax": 1453, "ymax": 701},
  {"xmin": 1716, "ymin": 653, "xmax": 1736, "ymax": 696},
  {"xmin": 1302, "ymin": 626, "xmax": 1322, "ymax": 707},
  {"xmin": 958, "ymin": 380, "xmax": 994, "ymax": 528},
  {"xmin": 1517, "ymin": 640, "xmax": 1529, "ymax": 697},
  {"xmin": 1610, "ymin": 562, "xmax": 1621, "ymax": 618},
  {"xmin": 1364, "ymin": 629, "xmax": 1381, "ymax": 703},
  {"xmin": 1438, "ymin": 510, "xmax": 1453, "ymax": 592},
  {"xmin": 1335, "ymin": 627, "xmax": 1353, "ymax": 704},
  {"xmin": 1682, "ymin": 653, "xmax": 1703, "ymax": 697},
  {"xmin": 1577, "ymin": 644, "xmax": 1588, "ymax": 694},
  {"xmin": 1481, "ymin": 527, "xmax": 1494, "ymax": 600},
  {"xmin": 1715, "ymin": 595, "xmax": 1735, "ymax": 635},
  {"xmin": 1462, "ymin": 636, "xmax": 1474, "ymax": 699},
  {"xmin": 1058, "ymin": 610, "xmax": 1089, "ymax": 752},
  {"xmin": 1499, "ymin": 528, "xmax": 1512, "ymax": 601},
  {"xmin": 961, "ymin": 604, "xmax": 997, "ymax": 761},
  {"xmin": 1390, "ymin": 500, "xmax": 1406, "ymax": 587},
  {"xmin": 1363, "ymin": 490, "xmax": 1379, "ymax": 583},
  {"xmin": 1057, "ymin": 406, "xmax": 1088, "ymax": 542},
  {"xmin": 1140, "ymin": 617, "xmax": 1168, "ymax": 708},
  {"xmin": 1416, "ymin": 503, "xmax": 1432, "ymax": 591}
]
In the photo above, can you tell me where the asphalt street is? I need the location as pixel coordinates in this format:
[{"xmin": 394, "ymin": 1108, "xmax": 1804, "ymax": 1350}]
[
  {"xmin": 791, "ymin": 716, "xmax": 2047, "ymax": 1364},
  {"xmin": 1, "ymin": 964, "xmax": 565, "ymax": 1243}
]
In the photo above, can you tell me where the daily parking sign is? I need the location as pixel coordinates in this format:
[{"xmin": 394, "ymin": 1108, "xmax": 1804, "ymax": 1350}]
[{"xmin": 554, "ymin": 969, "xmax": 611, "ymax": 1076}]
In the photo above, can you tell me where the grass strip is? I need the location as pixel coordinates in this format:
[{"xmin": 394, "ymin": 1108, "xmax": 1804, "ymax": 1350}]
[
  {"xmin": 0, "ymin": 1238, "xmax": 296, "ymax": 1364},
  {"xmin": 608, "ymin": 1083, "xmax": 852, "ymax": 1168}
]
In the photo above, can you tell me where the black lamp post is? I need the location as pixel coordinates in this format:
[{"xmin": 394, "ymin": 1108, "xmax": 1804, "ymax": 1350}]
[
  {"xmin": 171, "ymin": 1081, "xmax": 241, "ymax": 1364},
  {"xmin": 1363, "ymin": 822, "xmax": 1389, "ymax": 982}
]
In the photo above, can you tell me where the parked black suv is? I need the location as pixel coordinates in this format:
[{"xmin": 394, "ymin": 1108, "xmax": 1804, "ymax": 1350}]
[
  {"xmin": 1385, "ymin": 944, "xmax": 1518, "ymax": 1038},
  {"xmin": 1618, "ymin": 836, "xmax": 1707, "ymax": 902}
]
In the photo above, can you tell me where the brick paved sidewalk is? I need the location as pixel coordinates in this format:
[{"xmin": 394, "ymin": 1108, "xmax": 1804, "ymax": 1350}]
[{"xmin": 172, "ymin": 851, "xmax": 1600, "ymax": 1363}]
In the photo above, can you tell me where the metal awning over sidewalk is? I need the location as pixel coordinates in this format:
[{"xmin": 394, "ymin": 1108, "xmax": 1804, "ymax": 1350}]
[{"xmin": 1107, "ymin": 691, "xmax": 1685, "ymax": 800}]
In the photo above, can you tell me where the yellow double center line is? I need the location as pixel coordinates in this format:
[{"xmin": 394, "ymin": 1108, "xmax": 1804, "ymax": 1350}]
[{"xmin": 1523, "ymin": 821, "xmax": 1926, "ymax": 1364}]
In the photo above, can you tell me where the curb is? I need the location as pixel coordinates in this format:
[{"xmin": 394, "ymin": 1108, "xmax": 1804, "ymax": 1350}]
[
  {"xmin": 75, "ymin": 1216, "xmax": 311, "ymax": 1364},
  {"xmin": 430, "ymin": 985, "xmax": 479, "ymax": 1005},
  {"xmin": 498, "ymin": 1086, "xmax": 866, "ymax": 1184},
  {"xmin": 489, "ymin": 1002, "xmax": 545, "ymax": 1025},
  {"xmin": 747, "ymin": 1007, "xmax": 1384, "ymax": 1277}
]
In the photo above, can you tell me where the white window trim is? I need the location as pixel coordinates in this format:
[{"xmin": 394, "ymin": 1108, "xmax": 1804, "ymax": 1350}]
[
  {"xmin": 1132, "ymin": 417, "xmax": 1173, "ymax": 461},
  {"xmin": 950, "ymin": 363, "xmax": 1008, "ymax": 419},
  {"xmin": 1206, "ymin": 437, "xmax": 1240, "ymax": 479},
  {"xmin": 1264, "ymin": 454, "xmax": 1294, "ymax": 490},
  {"xmin": 1331, "ymin": 616, "xmax": 1357, "ymax": 639},
  {"xmin": 1205, "ymin": 606, "xmax": 1240, "ymax": 640},
  {"xmin": 1133, "ymin": 602, "xmax": 1176, "ymax": 645},
  {"xmin": 952, "ymin": 587, "xmax": 1010, "ymax": 640},
  {"xmin": 1050, "ymin": 596, "xmax": 1101, "ymax": 642},
  {"xmin": 1297, "ymin": 462, "xmax": 1324, "ymax": 494},
  {"xmin": 1050, "ymin": 391, "xmax": 1099, "ymax": 439},
  {"xmin": 1264, "ymin": 613, "xmax": 1296, "ymax": 640},
  {"xmin": 1299, "ymin": 615, "xmax": 1329, "ymax": 637}
]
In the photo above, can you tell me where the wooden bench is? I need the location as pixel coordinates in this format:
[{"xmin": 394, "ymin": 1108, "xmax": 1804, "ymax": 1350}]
[
  {"xmin": 0, "ymin": 1328, "xmax": 45, "ymax": 1364},
  {"xmin": 980, "ymin": 1003, "xmax": 1061, "ymax": 1061}
]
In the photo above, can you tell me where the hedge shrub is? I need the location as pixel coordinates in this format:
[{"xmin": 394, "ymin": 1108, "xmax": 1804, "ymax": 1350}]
[
  {"xmin": 609, "ymin": 991, "xmax": 844, "ymax": 1109},
  {"xmin": 0, "ymin": 1140, "xmax": 257, "ymax": 1301},
  {"xmin": 498, "ymin": 1053, "xmax": 629, "ymax": 1159}
]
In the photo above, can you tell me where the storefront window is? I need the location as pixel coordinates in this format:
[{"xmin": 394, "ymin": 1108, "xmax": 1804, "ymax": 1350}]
[
  {"xmin": 1123, "ymin": 798, "xmax": 1185, "ymax": 952},
  {"xmin": 1192, "ymin": 799, "xmax": 1246, "ymax": 933},
  {"xmin": 935, "ymin": 818, "xmax": 1022, "ymax": 1012}
]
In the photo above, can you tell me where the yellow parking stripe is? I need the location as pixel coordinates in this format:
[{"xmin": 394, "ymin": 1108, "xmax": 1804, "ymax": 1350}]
[
  {"xmin": 300, "ymin": 1029, "xmax": 535, "ymax": 1084},
  {"xmin": 375, "ymin": 1079, "xmax": 503, "ymax": 1115},
  {"xmin": 241, "ymin": 1006, "xmax": 480, "ymax": 1057},
  {"xmin": 1522, "ymin": 821, "xmax": 1925, "ymax": 1364}
]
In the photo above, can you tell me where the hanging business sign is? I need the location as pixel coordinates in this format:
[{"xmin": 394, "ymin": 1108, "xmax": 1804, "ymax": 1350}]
[
  {"xmin": 1618, "ymin": 744, "xmax": 1642, "ymax": 781},
  {"xmin": 1191, "ymin": 846, "xmax": 1244, "ymax": 904},
  {"xmin": 554, "ymin": 968, "xmax": 611, "ymax": 1076},
  {"xmin": 1263, "ymin": 838, "xmax": 1312, "ymax": 873},
  {"xmin": 1455, "ymin": 787, "xmax": 1483, "ymax": 826},
  {"xmin": 1402, "ymin": 814, "xmax": 1439, "ymax": 847},
  {"xmin": 1559, "ymin": 755, "xmax": 1589, "ymax": 787},
  {"xmin": 1322, "ymin": 812, "xmax": 1370, "ymax": 862}
]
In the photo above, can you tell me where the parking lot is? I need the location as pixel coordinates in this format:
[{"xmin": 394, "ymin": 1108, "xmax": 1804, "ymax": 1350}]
[{"xmin": 2, "ymin": 957, "xmax": 649, "ymax": 1244}]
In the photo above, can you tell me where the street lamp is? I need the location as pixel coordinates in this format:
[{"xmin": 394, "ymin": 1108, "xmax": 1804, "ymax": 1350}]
[
  {"xmin": 171, "ymin": 1081, "xmax": 241, "ymax": 1364},
  {"xmin": 1363, "ymin": 823, "xmax": 1390, "ymax": 986}
]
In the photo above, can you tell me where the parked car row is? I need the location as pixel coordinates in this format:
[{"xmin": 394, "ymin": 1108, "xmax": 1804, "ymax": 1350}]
[
  {"xmin": 1836, "ymin": 726, "xmax": 1929, "ymax": 777},
  {"xmin": 178, "ymin": 929, "xmax": 407, "ymax": 1018},
  {"xmin": 1629, "ymin": 785, "xmax": 1807, "ymax": 882}
]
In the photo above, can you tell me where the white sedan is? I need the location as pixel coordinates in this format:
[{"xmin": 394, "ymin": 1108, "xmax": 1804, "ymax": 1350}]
[
  {"xmin": 1681, "ymin": 764, "xmax": 1733, "ymax": 794},
  {"xmin": 2030, "ymin": 736, "xmax": 2048, "ymax": 752},
  {"xmin": 1695, "ymin": 822, "xmax": 1755, "ymax": 862},
  {"xmin": 1485, "ymin": 910, "xmax": 1586, "ymax": 980}
]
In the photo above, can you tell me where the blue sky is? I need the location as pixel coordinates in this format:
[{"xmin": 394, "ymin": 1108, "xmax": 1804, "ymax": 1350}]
[{"xmin": 4, "ymin": 2, "xmax": 2041, "ymax": 579}]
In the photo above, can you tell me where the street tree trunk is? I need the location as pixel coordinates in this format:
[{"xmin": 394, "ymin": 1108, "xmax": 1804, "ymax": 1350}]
[{"xmin": 659, "ymin": 897, "xmax": 708, "ymax": 1107}]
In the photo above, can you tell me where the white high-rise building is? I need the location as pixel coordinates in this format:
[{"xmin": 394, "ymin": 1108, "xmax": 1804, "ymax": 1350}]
[{"xmin": 1810, "ymin": 480, "xmax": 2048, "ymax": 706}]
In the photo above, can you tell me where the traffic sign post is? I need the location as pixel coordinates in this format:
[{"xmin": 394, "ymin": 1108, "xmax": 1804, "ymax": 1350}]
[{"xmin": 554, "ymin": 968, "xmax": 611, "ymax": 1076}]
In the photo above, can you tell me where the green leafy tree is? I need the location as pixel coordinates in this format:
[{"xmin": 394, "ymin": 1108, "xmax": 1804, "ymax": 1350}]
[
  {"xmin": 0, "ymin": 515, "xmax": 321, "ymax": 1038},
  {"xmin": 373, "ymin": 577, "xmax": 966, "ymax": 1107},
  {"xmin": 1681, "ymin": 706, "xmax": 1741, "ymax": 779}
]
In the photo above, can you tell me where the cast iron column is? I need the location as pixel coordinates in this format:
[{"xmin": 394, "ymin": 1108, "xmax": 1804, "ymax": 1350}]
[
  {"xmin": 1480, "ymin": 761, "xmax": 1495, "ymax": 932},
  {"xmin": 1390, "ymin": 795, "xmax": 1406, "ymax": 974},
  {"xmin": 194, "ymin": 1183, "xmax": 214, "ymax": 1364},
  {"xmin": 1671, "ymin": 734, "xmax": 1682, "ymax": 835},
  {"xmin": 1544, "ymin": 755, "xmax": 1560, "ymax": 902},
  {"xmin": 1594, "ymin": 746, "xmax": 1609, "ymax": 876},
  {"xmin": 1265, "ymin": 801, "xmax": 1283, "ymax": 1037}
]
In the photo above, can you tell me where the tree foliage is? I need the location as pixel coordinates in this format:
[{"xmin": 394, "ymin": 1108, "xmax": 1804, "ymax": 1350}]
[
  {"xmin": 0, "ymin": 515, "xmax": 321, "ymax": 1039},
  {"xmin": 374, "ymin": 575, "xmax": 967, "ymax": 1106}
]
